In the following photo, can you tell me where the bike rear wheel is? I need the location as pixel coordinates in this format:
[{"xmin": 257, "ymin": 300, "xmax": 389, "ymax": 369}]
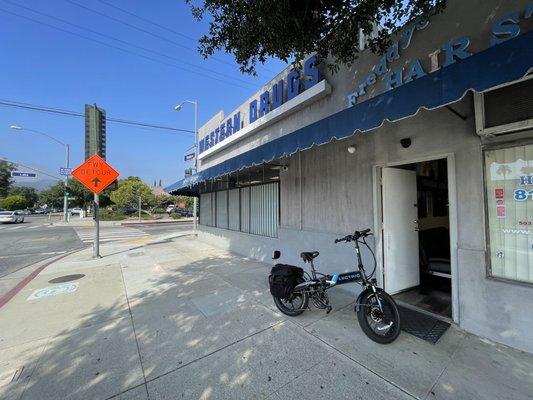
[
  {"xmin": 272, "ymin": 279, "xmax": 309, "ymax": 316},
  {"xmin": 357, "ymin": 290, "xmax": 401, "ymax": 344}
]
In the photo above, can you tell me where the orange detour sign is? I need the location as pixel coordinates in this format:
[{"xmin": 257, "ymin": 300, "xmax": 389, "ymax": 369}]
[{"xmin": 71, "ymin": 154, "xmax": 119, "ymax": 194}]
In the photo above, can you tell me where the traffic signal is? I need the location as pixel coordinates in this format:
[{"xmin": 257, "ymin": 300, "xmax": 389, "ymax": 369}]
[{"xmin": 64, "ymin": 186, "xmax": 71, "ymax": 196}]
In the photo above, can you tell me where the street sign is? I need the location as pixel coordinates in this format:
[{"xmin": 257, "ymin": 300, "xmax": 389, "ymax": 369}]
[
  {"xmin": 71, "ymin": 154, "xmax": 119, "ymax": 194},
  {"xmin": 60, "ymin": 167, "xmax": 72, "ymax": 176},
  {"xmin": 184, "ymin": 152, "xmax": 195, "ymax": 162},
  {"xmin": 11, "ymin": 171, "xmax": 37, "ymax": 178}
]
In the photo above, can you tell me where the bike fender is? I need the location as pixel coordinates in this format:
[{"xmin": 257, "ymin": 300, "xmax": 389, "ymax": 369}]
[{"xmin": 354, "ymin": 287, "xmax": 384, "ymax": 312}]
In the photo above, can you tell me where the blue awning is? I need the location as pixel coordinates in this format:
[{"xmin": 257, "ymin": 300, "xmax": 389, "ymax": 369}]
[{"xmin": 166, "ymin": 31, "xmax": 533, "ymax": 195}]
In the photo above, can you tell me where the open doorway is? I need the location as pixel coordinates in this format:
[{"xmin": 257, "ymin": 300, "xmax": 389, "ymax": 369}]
[{"xmin": 381, "ymin": 158, "xmax": 452, "ymax": 319}]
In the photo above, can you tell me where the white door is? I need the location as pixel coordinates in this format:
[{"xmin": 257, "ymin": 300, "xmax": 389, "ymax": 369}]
[{"xmin": 382, "ymin": 167, "xmax": 420, "ymax": 294}]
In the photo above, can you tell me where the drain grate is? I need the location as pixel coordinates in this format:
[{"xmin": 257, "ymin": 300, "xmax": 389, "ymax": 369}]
[
  {"xmin": 48, "ymin": 274, "xmax": 85, "ymax": 284},
  {"xmin": 399, "ymin": 305, "xmax": 450, "ymax": 344}
]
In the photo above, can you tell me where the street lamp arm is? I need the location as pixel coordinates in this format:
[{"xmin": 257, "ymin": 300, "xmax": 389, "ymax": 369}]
[{"xmin": 23, "ymin": 128, "xmax": 68, "ymax": 147}]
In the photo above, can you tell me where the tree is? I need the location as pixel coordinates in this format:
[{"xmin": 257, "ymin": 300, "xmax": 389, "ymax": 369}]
[
  {"xmin": 39, "ymin": 180, "xmax": 110, "ymax": 209},
  {"xmin": 8, "ymin": 186, "xmax": 39, "ymax": 207},
  {"xmin": 0, "ymin": 195, "xmax": 28, "ymax": 210},
  {"xmin": 0, "ymin": 161, "xmax": 15, "ymax": 198},
  {"xmin": 187, "ymin": 0, "xmax": 447, "ymax": 74},
  {"xmin": 110, "ymin": 177, "xmax": 154, "ymax": 209}
]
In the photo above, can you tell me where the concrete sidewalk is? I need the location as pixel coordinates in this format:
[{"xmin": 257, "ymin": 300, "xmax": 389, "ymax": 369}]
[{"xmin": 0, "ymin": 234, "xmax": 532, "ymax": 400}]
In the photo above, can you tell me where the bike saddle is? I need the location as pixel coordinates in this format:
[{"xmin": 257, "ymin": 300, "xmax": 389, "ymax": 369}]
[{"xmin": 300, "ymin": 251, "xmax": 319, "ymax": 262}]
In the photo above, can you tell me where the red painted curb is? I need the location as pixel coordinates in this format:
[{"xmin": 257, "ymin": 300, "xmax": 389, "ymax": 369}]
[{"xmin": 0, "ymin": 248, "xmax": 85, "ymax": 309}]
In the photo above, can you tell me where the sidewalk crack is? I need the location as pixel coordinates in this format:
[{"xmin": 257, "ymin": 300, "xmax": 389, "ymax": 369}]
[{"xmin": 119, "ymin": 263, "xmax": 150, "ymax": 400}]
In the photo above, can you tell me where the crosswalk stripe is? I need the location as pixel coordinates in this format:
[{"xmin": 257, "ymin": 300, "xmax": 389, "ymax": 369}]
[{"xmin": 74, "ymin": 227, "xmax": 148, "ymax": 243}]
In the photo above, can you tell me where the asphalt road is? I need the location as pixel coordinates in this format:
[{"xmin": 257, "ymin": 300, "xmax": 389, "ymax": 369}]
[
  {"xmin": 0, "ymin": 217, "xmax": 193, "ymax": 280},
  {"xmin": 0, "ymin": 215, "xmax": 82, "ymax": 278}
]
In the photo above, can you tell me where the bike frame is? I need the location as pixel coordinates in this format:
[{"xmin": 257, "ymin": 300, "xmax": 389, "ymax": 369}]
[
  {"xmin": 296, "ymin": 234, "xmax": 384, "ymax": 310},
  {"xmin": 307, "ymin": 238, "xmax": 369, "ymax": 289}
]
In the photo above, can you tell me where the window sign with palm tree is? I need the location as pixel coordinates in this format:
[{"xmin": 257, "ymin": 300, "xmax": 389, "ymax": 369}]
[{"xmin": 485, "ymin": 144, "xmax": 533, "ymax": 284}]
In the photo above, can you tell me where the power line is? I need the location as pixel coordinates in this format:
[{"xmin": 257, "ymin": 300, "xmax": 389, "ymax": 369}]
[
  {"xmin": 1, "ymin": 0, "xmax": 257, "ymax": 88},
  {"xmin": 0, "ymin": 6, "xmax": 256, "ymax": 91},
  {"xmin": 65, "ymin": 0, "xmax": 272, "ymax": 80},
  {"xmin": 1, "ymin": 157, "xmax": 62, "ymax": 180},
  {"xmin": 93, "ymin": 0, "xmax": 277, "ymax": 75},
  {"xmin": 0, "ymin": 99, "xmax": 195, "ymax": 135}
]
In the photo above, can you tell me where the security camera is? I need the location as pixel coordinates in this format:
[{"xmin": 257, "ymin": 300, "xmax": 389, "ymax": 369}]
[
  {"xmin": 400, "ymin": 138, "xmax": 412, "ymax": 148},
  {"xmin": 281, "ymin": 165, "xmax": 289, "ymax": 172}
]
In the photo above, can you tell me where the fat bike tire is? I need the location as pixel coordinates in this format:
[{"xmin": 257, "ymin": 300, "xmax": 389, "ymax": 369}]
[
  {"xmin": 357, "ymin": 290, "xmax": 401, "ymax": 344},
  {"xmin": 272, "ymin": 279, "xmax": 309, "ymax": 316}
]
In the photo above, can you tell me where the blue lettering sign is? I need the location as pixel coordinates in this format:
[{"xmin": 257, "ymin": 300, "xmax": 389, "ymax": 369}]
[
  {"xmin": 287, "ymin": 70, "xmax": 300, "ymax": 101},
  {"xmin": 259, "ymin": 91, "xmax": 269, "ymax": 117},
  {"xmin": 404, "ymin": 59, "xmax": 426, "ymax": 83},
  {"xmin": 384, "ymin": 66, "xmax": 403, "ymax": 91},
  {"xmin": 249, "ymin": 100, "xmax": 258, "ymax": 123},
  {"xmin": 491, "ymin": 12, "xmax": 521, "ymax": 46},
  {"xmin": 443, "ymin": 36, "xmax": 472, "ymax": 67},
  {"xmin": 233, "ymin": 112, "xmax": 241, "ymax": 132},
  {"xmin": 303, "ymin": 54, "xmax": 319, "ymax": 90},
  {"xmin": 271, "ymin": 80, "xmax": 284, "ymax": 110},
  {"xmin": 520, "ymin": 175, "xmax": 533, "ymax": 185}
]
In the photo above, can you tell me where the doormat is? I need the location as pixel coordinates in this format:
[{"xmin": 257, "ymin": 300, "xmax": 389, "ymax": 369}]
[{"xmin": 398, "ymin": 305, "xmax": 450, "ymax": 344}]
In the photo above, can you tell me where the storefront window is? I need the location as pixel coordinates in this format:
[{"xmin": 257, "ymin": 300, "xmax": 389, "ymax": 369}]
[{"xmin": 485, "ymin": 144, "xmax": 533, "ymax": 284}]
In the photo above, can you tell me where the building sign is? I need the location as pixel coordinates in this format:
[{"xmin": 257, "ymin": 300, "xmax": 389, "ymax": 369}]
[
  {"xmin": 347, "ymin": 3, "xmax": 533, "ymax": 107},
  {"xmin": 198, "ymin": 54, "xmax": 321, "ymax": 156},
  {"xmin": 184, "ymin": 152, "xmax": 195, "ymax": 162}
]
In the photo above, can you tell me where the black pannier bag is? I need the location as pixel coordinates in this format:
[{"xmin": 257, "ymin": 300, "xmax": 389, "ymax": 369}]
[{"xmin": 269, "ymin": 264, "xmax": 304, "ymax": 298}]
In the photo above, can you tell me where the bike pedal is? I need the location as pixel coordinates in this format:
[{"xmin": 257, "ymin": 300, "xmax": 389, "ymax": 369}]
[{"xmin": 326, "ymin": 306, "xmax": 332, "ymax": 314}]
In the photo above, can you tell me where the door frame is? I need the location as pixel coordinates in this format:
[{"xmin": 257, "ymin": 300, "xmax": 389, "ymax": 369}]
[{"xmin": 372, "ymin": 153, "xmax": 459, "ymax": 323}]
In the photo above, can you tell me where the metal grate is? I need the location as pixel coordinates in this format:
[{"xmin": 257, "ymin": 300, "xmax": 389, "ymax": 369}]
[{"xmin": 398, "ymin": 305, "xmax": 450, "ymax": 344}]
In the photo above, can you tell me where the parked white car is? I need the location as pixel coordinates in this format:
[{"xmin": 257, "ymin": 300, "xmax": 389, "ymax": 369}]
[
  {"xmin": 166, "ymin": 204, "xmax": 176, "ymax": 213},
  {"xmin": 70, "ymin": 207, "xmax": 83, "ymax": 215},
  {"xmin": 0, "ymin": 210, "xmax": 25, "ymax": 224}
]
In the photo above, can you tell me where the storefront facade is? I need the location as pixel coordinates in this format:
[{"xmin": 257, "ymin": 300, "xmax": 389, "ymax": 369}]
[{"xmin": 167, "ymin": 0, "xmax": 533, "ymax": 353}]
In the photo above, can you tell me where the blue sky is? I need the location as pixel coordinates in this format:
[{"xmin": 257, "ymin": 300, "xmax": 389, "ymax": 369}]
[{"xmin": 0, "ymin": 0, "xmax": 286, "ymax": 188}]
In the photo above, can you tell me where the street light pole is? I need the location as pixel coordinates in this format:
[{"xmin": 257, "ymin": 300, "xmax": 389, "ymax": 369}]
[
  {"xmin": 174, "ymin": 100, "xmax": 198, "ymax": 231},
  {"xmin": 10, "ymin": 125, "xmax": 70, "ymax": 222}
]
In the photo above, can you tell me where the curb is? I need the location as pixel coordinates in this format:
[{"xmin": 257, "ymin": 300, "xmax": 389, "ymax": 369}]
[
  {"xmin": 0, "ymin": 247, "xmax": 86, "ymax": 309},
  {"xmin": 121, "ymin": 219, "xmax": 193, "ymax": 226}
]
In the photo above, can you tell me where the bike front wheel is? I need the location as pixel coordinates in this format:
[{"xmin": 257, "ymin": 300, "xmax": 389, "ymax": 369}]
[{"xmin": 357, "ymin": 290, "xmax": 401, "ymax": 344}]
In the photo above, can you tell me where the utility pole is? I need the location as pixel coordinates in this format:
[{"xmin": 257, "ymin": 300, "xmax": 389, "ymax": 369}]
[
  {"xmin": 174, "ymin": 100, "xmax": 198, "ymax": 231},
  {"xmin": 138, "ymin": 194, "xmax": 142, "ymax": 222},
  {"xmin": 93, "ymin": 194, "xmax": 100, "ymax": 258},
  {"xmin": 85, "ymin": 104, "xmax": 106, "ymax": 259},
  {"xmin": 63, "ymin": 144, "xmax": 70, "ymax": 222}
]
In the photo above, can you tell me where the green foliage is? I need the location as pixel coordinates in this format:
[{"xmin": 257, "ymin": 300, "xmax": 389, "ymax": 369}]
[
  {"xmin": 8, "ymin": 186, "xmax": 39, "ymax": 207},
  {"xmin": 39, "ymin": 183, "xmax": 65, "ymax": 208},
  {"xmin": 110, "ymin": 177, "xmax": 154, "ymax": 209},
  {"xmin": 0, "ymin": 161, "xmax": 15, "ymax": 198},
  {"xmin": 39, "ymin": 180, "xmax": 111, "ymax": 208},
  {"xmin": 99, "ymin": 209, "xmax": 128, "ymax": 221},
  {"xmin": 0, "ymin": 195, "xmax": 28, "ymax": 210},
  {"xmin": 186, "ymin": 0, "xmax": 447, "ymax": 74}
]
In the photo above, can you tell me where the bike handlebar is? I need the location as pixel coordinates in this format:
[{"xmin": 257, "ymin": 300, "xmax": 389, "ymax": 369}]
[{"xmin": 334, "ymin": 229, "xmax": 372, "ymax": 243}]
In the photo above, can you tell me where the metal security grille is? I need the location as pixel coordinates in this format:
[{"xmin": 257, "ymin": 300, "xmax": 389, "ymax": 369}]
[
  {"xmin": 228, "ymin": 189, "xmax": 240, "ymax": 231},
  {"xmin": 484, "ymin": 78, "xmax": 533, "ymax": 128},
  {"xmin": 250, "ymin": 183, "xmax": 279, "ymax": 237},
  {"xmin": 199, "ymin": 182, "xmax": 278, "ymax": 238},
  {"xmin": 216, "ymin": 191, "xmax": 228, "ymax": 229},
  {"xmin": 240, "ymin": 186, "xmax": 251, "ymax": 233},
  {"xmin": 199, "ymin": 192, "xmax": 214, "ymax": 226}
]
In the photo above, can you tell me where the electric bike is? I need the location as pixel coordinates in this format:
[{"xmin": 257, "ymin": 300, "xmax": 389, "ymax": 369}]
[{"xmin": 269, "ymin": 229, "xmax": 401, "ymax": 344}]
